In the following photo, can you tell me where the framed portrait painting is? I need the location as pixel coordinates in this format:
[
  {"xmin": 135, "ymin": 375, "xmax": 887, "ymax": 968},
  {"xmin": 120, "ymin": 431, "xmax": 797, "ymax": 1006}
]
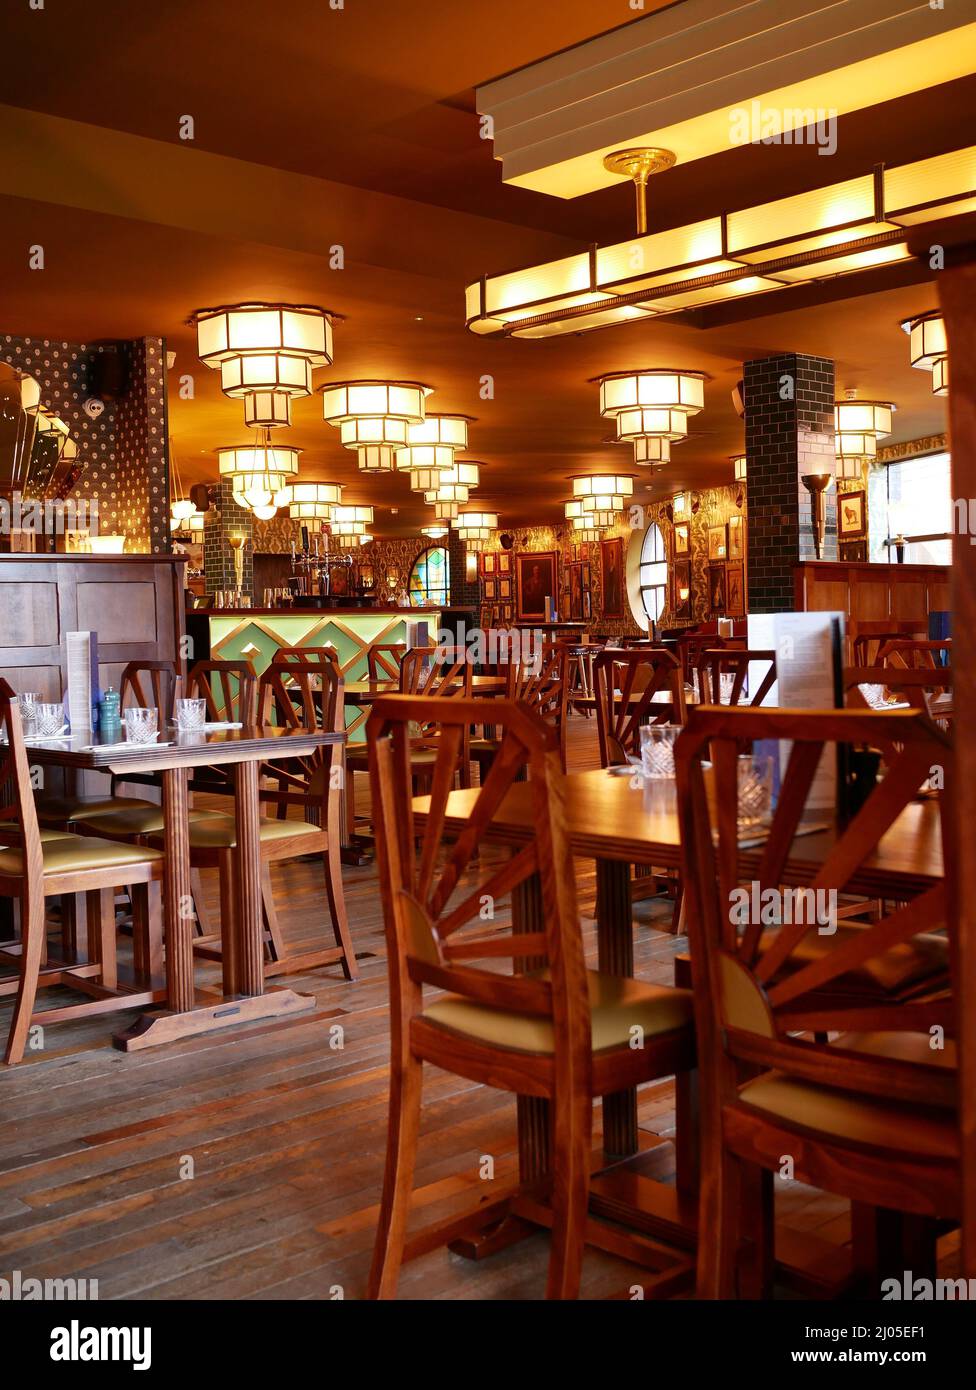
[
  {"xmin": 600, "ymin": 536, "xmax": 625, "ymax": 617},
  {"xmin": 674, "ymin": 521, "xmax": 690, "ymax": 556},
  {"xmin": 515, "ymin": 550, "xmax": 557, "ymax": 621}
]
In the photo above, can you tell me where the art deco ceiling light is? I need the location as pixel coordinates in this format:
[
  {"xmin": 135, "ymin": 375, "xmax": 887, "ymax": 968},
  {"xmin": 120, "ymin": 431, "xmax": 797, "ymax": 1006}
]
[
  {"xmin": 834, "ymin": 391, "xmax": 894, "ymax": 480},
  {"xmin": 901, "ymin": 310, "xmax": 949, "ymax": 397},
  {"xmin": 195, "ymin": 303, "xmax": 334, "ymax": 428},
  {"xmin": 571, "ymin": 473, "xmax": 635, "ymax": 513},
  {"xmin": 396, "ymin": 414, "xmax": 471, "ymax": 471},
  {"xmin": 169, "ymin": 440, "xmax": 195, "ymax": 530},
  {"xmin": 564, "ymin": 499, "xmax": 615, "ymax": 529},
  {"xmin": 634, "ymin": 437, "xmax": 671, "ymax": 467},
  {"xmin": 732, "ymin": 455, "xmax": 747, "ymax": 482},
  {"xmin": 217, "ymin": 442, "xmax": 301, "ymax": 516},
  {"xmin": 454, "ymin": 510, "xmax": 499, "ymax": 545},
  {"xmin": 422, "ymin": 524, "xmax": 450, "ymax": 539},
  {"xmin": 321, "ymin": 380, "xmax": 432, "ymax": 474},
  {"xmin": 409, "ymin": 460, "xmax": 481, "ymax": 493},
  {"xmin": 465, "ymin": 144, "xmax": 976, "ymax": 339},
  {"xmin": 599, "ymin": 370, "xmax": 705, "ymax": 451},
  {"xmin": 280, "ymin": 481, "xmax": 343, "ymax": 521},
  {"xmin": 333, "ymin": 505, "xmax": 374, "ymax": 529}
]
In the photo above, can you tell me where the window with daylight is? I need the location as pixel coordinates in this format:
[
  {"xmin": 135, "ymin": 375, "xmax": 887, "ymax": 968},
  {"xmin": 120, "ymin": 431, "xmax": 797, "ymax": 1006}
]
[
  {"xmin": 409, "ymin": 545, "xmax": 450, "ymax": 606},
  {"xmin": 885, "ymin": 451, "xmax": 952, "ymax": 564},
  {"xmin": 639, "ymin": 523, "xmax": 668, "ymax": 624}
]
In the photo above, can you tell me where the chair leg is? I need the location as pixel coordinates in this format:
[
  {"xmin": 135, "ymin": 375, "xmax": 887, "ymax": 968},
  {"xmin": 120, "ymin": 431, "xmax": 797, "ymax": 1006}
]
[
  {"xmin": 131, "ymin": 881, "xmax": 163, "ymax": 986},
  {"xmin": 737, "ymin": 1166, "xmax": 775, "ymax": 1298},
  {"xmin": 87, "ymin": 887, "xmax": 117, "ymax": 991},
  {"xmin": 697, "ymin": 1139, "xmax": 743, "ymax": 1299},
  {"xmin": 190, "ymin": 868, "xmax": 216, "ymax": 940},
  {"xmin": 368, "ymin": 1049, "xmax": 424, "ymax": 1299},
  {"xmin": 323, "ymin": 845, "xmax": 358, "ymax": 981},
  {"xmin": 261, "ymin": 867, "xmax": 286, "ymax": 963},
  {"xmin": 60, "ymin": 892, "xmax": 88, "ymax": 962},
  {"xmin": 5, "ymin": 887, "xmax": 45, "ymax": 1065},
  {"xmin": 545, "ymin": 1087, "xmax": 592, "ymax": 1300},
  {"xmin": 217, "ymin": 850, "xmax": 239, "ymax": 997}
]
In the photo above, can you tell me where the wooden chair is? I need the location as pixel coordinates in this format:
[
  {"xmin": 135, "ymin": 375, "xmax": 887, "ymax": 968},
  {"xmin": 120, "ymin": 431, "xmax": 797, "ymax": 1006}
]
[
  {"xmin": 0, "ymin": 679, "xmax": 165, "ymax": 1064},
  {"xmin": 366, "ymin": 695, "xmax": 697, "ymax": 1299},
  {"xmin": 697, "ymin": 648, "xmax": 777, "ymax": 707},
  {"xmin": 272, "ymin": 645, "xmax": 341, "ymax": 676},
  {"xmin": 470, "ymin": 644, "xmax": 569, "ymax": 779},
  {"xmin": 877, "ymin": 638, "xmax": 951, "ymax": 670},
  {"xmin": 345, "ymin": 647, "xmax": 471, "ymax": 838},
  {"xmin": 674, "ymin": 706, "xmax": 965, "ymax": 1297},
  {"xmin": 850, "ymin": 621, "xmax": 925, "ymax": 667},
  {"xmin": 592, "ymin": 648, "xmax": 686, "ymax": 769},
  {"xmin": 844, "ymin": 665, "xmax": 953, "ymax": 724},
  {"xmin": 147, "ymin": 658, "xmax": 356, "ymax": 984},
  {"xmin": 366, "ymin": 643, "xmax": 406, "ymax": 681}
]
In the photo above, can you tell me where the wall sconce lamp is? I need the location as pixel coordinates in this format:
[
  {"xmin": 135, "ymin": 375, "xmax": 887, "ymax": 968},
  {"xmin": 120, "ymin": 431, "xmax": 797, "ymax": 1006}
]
[{"xmin": 800, "ymin": 473, "xmax": 833, "ymax": 559}]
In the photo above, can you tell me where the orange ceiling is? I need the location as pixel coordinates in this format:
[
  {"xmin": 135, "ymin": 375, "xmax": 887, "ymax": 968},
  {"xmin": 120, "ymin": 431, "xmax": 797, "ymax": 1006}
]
[{"xmin": 0, "ymin": 0, "xmax": 960, "ymax": 534}]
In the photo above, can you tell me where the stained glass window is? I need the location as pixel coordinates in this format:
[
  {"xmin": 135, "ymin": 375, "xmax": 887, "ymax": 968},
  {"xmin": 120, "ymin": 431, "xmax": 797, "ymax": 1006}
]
[{"xmin": 409, "ymin": 545, "xmax": 450, "ymax": 606}]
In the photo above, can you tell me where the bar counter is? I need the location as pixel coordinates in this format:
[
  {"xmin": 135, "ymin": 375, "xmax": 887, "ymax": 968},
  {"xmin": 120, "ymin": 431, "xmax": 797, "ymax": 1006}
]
[{"xmin": 185, "ymin": 604, "xmax": 452, "ymax": 741}]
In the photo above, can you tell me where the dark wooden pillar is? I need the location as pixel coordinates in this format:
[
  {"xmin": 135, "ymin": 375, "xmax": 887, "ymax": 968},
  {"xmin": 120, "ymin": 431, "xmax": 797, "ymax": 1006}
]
[
  {"xmin": 744, "ymin": 353, "xmax": 836, "ymax": 612},
  {"xmin": 930, "ymin": 228, "xmax": 976, "ymax": 1281}
]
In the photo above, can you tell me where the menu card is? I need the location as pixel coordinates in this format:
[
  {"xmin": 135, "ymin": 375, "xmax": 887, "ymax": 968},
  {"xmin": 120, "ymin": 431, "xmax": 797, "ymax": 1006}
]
[
  {"xmin": 65, "ymin": 630, "xmax": 98, "ymax": 734},
  {"xmin": 747, "ymin": 611, "xmax": 845, "ymax": 811}
]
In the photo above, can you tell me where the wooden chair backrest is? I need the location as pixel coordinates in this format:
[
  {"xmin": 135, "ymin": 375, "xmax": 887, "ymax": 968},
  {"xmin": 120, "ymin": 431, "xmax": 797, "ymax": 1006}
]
[
  {"xmin": 507, "ymin": 645, "xmax": 569, "ymax": 769},
  {"xmin": 258, "ymin": 660, "xmax": 344, "ymax": 816},
  {"xmin": 877, "ymin": 638, "xmax": 951, "ymax": 670},
  {"xmin": 677, "ymin": 632, "xmax": 725, "ymax": 683},
  {"xmin": 272, "ymin": 645, "xmax": 340, "ymax": 676},
  {"xmin": 367, "ymin": 643, "xmax": 406, "ymax": 681},
  {"xmin": 186, "ymin": 660, "xmax": 258, "ymax": 791},
  {"xmin": 592, "ymin": 648, "xmax": 685, "ymax": 768},
  {"xmin": 398, "ymin": 647, "xmax": 471, "ymax": 698},
  {"xmin": 675, "ymin": 706, "xmax": 956, "ymax": 1116},
  {"xmin": 187, "ymin": 659, "xmax": 258, "ymax": 724},
  {"xmin": 697, "ymin": 648, "xmax": 777, "ymax": 707},
  {"xmin": 0, "ymin": 680, "xmax": 43, "ymax": 884},
  {"xmin": 367, "ymin": 695, "xmax": 590, "ymax": 1077},
  {"xmin": 118, "ymin": 660, "xmax": 181, "ymax": 723},
  {"xmin": 843, "ymin": 665, "xmax": 952, "ymax": 716}
]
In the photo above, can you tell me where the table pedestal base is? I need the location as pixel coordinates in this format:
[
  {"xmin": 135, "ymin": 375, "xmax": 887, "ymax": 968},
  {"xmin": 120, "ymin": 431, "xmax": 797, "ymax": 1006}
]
[{"xmin": 112, "ymin": 987, "xmax": 316, "ymax": 1051}]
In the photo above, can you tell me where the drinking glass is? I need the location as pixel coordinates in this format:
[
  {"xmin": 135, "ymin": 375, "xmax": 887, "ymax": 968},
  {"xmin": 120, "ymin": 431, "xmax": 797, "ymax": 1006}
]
[
  {"xmin": 123, "ymin": 707, "xmax": 158, "ymax": 744},
  {"xmin": 639, "ymin": 723, "xmax": 680, "ymax": 780},
  {"xmin": 175, "ymin": 697, "xmax": 207, "ymax": 732},
  {"xmin": 719, "ymin": 672, "xmax": 736, "ymax": 705},
  {"xmin": 17, "ymin": 692, "xmax": 41, "ymax": 736},
  {"xmin": 737, "ymin": 754, "xmax": 773, "ymax": 829},
  {"xmin": 34, "ymin": 702, "xmax": 66, "ymax": 738}
]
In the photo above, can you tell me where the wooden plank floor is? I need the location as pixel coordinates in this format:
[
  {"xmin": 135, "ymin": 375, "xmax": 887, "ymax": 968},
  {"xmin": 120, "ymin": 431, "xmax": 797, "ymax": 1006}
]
[{"xmin": 0, "ymin": 712, "xmax": 958, "ymax": 1299}]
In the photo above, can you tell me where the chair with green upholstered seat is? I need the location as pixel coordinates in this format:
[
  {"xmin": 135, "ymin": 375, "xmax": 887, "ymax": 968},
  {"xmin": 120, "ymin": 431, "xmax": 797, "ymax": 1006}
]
[
  {"xmin": 0, "ymin": 679, "xmax": 165, "ymax": 1064},
  {"xmin": 365, "ymin": 695, "xmax": 697, "ymax": 1300},
  {"xmin": 675, "ymin": 706, "xmax": 965, "ymax": 1298}
]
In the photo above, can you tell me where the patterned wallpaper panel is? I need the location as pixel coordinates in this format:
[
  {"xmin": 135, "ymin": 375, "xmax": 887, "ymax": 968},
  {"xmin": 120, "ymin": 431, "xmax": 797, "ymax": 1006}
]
[{"xmin": 0, "ymin": 335, "xmax": 170, "ymax": 552}]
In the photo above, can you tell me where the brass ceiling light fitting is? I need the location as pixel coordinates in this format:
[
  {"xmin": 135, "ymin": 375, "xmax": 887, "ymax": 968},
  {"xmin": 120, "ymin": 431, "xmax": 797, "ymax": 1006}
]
[
  {"xmin": 801, "ymin": 473, "xmax": 834, "ymax": 559},
  {"xmin": 465, "ymin": 143, "xmax": 976, "ymax": 339},
  {"xmin": 602, "ymin": 147, "xmax": 677, "ymax": 237}
]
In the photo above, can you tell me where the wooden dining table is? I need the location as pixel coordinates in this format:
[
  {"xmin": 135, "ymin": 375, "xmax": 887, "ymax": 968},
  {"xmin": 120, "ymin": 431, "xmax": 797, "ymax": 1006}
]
[
  {"xmin": 26, "ymin": 723, "xmax": 346, "ymax": 1050},
  {"xmin": 414, "ymin": 767, "xmax": 944, "ymax": 1292}
]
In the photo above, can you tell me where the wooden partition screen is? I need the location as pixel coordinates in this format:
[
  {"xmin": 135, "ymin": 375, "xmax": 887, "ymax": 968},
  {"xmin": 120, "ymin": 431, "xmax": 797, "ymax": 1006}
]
[
  {"xmin": 0, "ymin": 554, "xmax": 186, "ymax": 703},
  {"xmin": 795, "ymin": 560, "xmax": 949, "ymax": 659}
]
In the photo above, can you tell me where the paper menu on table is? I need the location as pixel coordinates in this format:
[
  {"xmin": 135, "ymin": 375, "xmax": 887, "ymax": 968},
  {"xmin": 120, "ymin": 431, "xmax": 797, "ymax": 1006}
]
[
  {"xmin": 65, "ymin": 630, "xmax": 98, "ymax": 734},
  {"xmin": 747, "ymin": 611, "xmax": 845, "ymax": 811}
]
